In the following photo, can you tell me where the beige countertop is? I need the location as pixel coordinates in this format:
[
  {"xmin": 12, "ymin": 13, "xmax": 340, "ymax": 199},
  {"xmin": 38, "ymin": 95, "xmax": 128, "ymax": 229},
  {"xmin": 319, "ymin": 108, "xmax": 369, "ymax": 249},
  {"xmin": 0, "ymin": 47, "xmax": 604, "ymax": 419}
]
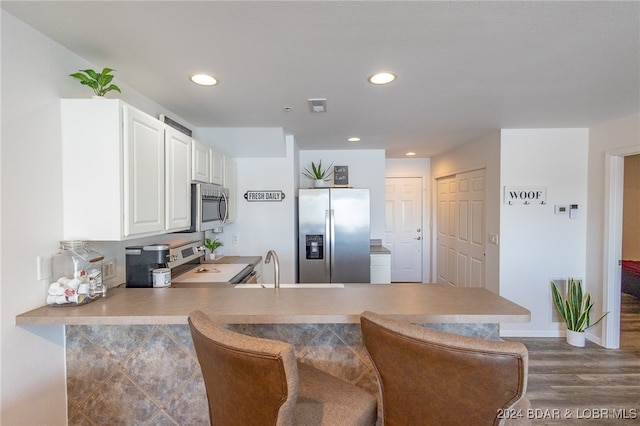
[
  {"xmin": 370, "ymin": 244, "xmax": 391, "ymax": 254},
  {"xmin": 16, "ymin": 284, "xmax": 530, "ymax": 326}
]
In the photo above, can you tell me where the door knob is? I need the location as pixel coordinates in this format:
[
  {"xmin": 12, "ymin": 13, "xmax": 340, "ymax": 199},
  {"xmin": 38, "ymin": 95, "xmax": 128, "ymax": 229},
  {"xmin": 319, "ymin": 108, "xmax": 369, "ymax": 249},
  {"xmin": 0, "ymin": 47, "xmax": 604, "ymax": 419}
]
[
  {"xmin": 414, "ymin": 236, "xmax": 422, "ymax": 240},
  {"xmin": 417, "ymin": 228, "xmax": 421, "ymax": 232}
]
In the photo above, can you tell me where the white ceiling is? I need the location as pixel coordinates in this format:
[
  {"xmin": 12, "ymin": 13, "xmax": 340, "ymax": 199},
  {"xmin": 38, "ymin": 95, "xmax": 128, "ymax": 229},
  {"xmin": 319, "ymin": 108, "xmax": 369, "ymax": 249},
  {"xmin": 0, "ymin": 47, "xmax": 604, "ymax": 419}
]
[{"xmin": 3, "ymin": 1, "xmax": 639, "ymax": 158}]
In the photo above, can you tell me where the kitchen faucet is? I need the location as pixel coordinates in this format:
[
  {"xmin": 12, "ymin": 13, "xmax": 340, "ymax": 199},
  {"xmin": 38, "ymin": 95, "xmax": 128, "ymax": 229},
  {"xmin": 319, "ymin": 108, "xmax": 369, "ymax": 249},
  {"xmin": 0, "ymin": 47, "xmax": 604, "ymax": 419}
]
[{"xmin": 265, "ymin": 250, "xmax": 280, "ymax": 288}]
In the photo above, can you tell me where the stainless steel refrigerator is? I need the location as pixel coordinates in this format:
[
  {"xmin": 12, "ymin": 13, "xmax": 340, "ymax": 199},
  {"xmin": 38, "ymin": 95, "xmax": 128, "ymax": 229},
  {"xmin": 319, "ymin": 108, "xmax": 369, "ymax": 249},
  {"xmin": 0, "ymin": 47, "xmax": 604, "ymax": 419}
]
[{"xmin": 298, "ymin": 188, "xmax": 370, "ymax": 283}]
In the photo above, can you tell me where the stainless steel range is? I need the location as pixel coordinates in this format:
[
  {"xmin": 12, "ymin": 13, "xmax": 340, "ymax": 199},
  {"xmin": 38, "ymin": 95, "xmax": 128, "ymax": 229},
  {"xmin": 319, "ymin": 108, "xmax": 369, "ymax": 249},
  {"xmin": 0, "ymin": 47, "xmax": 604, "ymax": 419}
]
[{"xmin": 169, "ymin": 241, "xmax": 254, "ymax": 285}]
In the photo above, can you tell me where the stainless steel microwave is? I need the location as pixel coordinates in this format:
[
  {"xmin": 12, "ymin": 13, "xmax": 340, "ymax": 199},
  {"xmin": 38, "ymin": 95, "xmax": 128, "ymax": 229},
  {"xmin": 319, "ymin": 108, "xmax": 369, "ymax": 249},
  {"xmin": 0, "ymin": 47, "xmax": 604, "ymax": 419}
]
[{"xmin": 190, "ymin": 183, "xmax": 229, "ymax": 232}]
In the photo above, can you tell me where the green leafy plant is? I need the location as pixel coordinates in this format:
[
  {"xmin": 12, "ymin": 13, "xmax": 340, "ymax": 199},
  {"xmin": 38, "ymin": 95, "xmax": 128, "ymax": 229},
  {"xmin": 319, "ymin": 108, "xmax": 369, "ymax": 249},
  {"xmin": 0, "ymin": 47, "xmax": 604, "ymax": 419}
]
[
  {"xmin": 204, "ymin": 238, "xmax": 223, "ymax": 252},
  {"xmin": 551, "ymin": 278, "xmax": 608, "ymax": 332},
  {"xmin": 69, "ymin": 68, "xmax": 122, "ymax": 97},
  {"xmin": 302, "ymin": 160, "xmax": 334, "ymax": 181}
]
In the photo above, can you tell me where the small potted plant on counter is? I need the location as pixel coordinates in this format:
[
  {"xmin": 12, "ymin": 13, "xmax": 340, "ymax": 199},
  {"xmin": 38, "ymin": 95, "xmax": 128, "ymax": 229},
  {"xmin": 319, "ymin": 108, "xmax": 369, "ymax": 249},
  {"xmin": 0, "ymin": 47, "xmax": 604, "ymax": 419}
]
[
  {"xmin": 69, "ymin": 67, "xmax": 122, "ymax": 97},
  {"xmin": 204, "ymin": 238, "xmax": 223, "ymax": 260},
  {"xmin": 551, "ymin": 277, "xmax": 608, "ymax": 347},
  {"xmin": 302, "ymin": 160, "xmax": 334, "ymax": 188}
]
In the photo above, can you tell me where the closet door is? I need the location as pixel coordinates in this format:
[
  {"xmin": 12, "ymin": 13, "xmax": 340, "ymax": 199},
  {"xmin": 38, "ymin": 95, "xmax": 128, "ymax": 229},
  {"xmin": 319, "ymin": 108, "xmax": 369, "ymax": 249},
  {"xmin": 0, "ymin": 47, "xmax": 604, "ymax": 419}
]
[{"xmin": 436, "ymin": 169, "xmax": 485, "ymax": 288}]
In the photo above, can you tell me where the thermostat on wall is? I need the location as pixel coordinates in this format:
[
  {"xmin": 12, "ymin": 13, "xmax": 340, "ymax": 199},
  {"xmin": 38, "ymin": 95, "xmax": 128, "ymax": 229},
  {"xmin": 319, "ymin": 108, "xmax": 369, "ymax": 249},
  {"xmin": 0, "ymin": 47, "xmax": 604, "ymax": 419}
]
[{"xmin": 554, "ymin": 205, "xmax": 569, "ymax": 214}]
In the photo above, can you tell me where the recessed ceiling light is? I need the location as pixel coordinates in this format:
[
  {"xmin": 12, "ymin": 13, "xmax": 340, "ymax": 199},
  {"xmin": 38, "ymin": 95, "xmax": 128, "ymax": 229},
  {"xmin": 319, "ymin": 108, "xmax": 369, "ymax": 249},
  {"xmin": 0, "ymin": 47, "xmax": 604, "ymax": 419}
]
[
  {"xmin": 347, "ymin": 137, "xmax": 361, "ymax": 142},
  {"xmin": 368, "ymin": 72, "xmax": 396, "ymax": 85},
  {"xmin": 190, "ymin": 74, "xmax": 218, "ymax": 86},
  {"xmin": 405, "ymin": 152, "xmax": 416, "ymax": 156}
]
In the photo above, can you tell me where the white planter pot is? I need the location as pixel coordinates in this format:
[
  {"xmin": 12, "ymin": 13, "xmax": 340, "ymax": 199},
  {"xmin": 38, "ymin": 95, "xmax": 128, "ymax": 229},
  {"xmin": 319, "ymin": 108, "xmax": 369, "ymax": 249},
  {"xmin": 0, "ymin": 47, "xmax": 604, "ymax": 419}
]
[
  {"xmin": 566, "ymin": 329, "xmax": 586, "ymax": 347},
  {"xmin": 314, "ymin": 179, "xmax": 327, "ymax": 188}
]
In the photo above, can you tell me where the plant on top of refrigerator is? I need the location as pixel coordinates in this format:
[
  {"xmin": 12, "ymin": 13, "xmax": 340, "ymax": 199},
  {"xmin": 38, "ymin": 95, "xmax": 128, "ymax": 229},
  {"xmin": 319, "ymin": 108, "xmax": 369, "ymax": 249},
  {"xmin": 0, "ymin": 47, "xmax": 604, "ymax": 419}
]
[{"xmin": 302, "ymin": 160, "xmax": 334, "ymax": 181}]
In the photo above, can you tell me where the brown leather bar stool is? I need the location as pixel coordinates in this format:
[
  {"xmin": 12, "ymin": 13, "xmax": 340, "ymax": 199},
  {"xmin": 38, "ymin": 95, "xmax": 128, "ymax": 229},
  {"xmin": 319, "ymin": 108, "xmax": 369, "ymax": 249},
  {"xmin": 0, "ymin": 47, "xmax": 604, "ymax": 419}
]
[
  {"xmin": 360, "ymin": 311, "xmax": 528, "ymax": 426},
  {"xmin": 188, "ymin": 310, "xmax": 377, "ymax": 425}
]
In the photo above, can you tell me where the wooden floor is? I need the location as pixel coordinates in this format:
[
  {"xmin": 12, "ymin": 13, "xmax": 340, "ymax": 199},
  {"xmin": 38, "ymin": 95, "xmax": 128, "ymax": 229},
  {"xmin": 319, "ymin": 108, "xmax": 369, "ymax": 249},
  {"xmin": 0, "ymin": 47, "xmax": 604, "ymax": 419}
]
[{"xmin": 504, "ymin": 293, "xmax": 640, "ymax": 425}]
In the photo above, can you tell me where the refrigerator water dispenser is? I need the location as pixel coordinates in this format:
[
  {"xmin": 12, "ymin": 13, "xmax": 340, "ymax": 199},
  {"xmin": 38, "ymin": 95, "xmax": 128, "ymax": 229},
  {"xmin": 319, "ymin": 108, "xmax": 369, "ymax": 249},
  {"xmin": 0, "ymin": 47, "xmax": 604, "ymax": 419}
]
[{"xmin": 305, "ymin": 235, "xmax": 324, "ymax": 260}]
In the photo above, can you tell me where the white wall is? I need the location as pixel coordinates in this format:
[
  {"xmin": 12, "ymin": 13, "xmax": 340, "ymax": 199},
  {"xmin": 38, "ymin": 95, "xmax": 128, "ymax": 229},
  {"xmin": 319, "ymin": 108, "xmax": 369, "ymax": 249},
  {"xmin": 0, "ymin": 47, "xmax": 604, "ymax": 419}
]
[
  {"xmin": 1, "ymin": 12, "xmax": 198, "ymax": 424},
  {"xmin": 430, "ymin": 131, "xmax": 501, "ymax": 293},
  {"xmin": 385, "ymin": 158, "xmax": 431, "ymax": 281},
  {"xmin": 212, "ymin": 135, "xmax": 298, "ymax": 283},
  {"xmin": 299, "ymin": 150, "xmax": 386, "ymax": 240},
  {"xmin": 499, "ymin": 129, "xmax": 589, "ymax": 337},
  {"xmin": 586, "ymin": 112, "xmax": 640, "ymax": 346}
]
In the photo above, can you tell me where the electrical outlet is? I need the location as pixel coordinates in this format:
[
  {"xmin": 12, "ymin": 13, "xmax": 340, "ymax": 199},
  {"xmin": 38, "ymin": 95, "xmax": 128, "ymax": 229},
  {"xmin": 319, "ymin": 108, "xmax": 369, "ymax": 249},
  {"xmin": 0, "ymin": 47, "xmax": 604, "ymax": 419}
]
[
  {"xmin": 102, "ymin": 258, "xmax": 116, "ymax": 280},
  {"xmin": 232, "ymin": 235, "xmax": 239, "ymax": 244},
  {"xmin": 37, "ymin": 256, "xmax": 52, "ymax": 281}
]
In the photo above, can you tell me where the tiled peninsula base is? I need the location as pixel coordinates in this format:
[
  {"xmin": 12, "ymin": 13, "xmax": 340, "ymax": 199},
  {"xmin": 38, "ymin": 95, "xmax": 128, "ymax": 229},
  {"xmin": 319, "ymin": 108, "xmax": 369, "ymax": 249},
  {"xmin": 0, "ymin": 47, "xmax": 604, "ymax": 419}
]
[{"xmin": 66, "ymin": 322, "xmax": 499, "ymax": 425}]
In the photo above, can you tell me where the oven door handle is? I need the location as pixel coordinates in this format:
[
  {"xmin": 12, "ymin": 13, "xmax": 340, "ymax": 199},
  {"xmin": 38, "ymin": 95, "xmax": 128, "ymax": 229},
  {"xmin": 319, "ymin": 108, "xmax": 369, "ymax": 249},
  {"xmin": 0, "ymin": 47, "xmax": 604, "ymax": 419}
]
[{"xmin": 239, "ymin": 270, "xmax": 257, "ymax": 284}]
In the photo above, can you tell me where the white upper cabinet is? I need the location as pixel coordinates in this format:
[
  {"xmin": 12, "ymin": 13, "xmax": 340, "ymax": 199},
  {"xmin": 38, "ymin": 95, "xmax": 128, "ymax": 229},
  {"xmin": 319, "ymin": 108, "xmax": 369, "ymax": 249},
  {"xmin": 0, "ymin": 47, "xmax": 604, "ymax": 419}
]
[
  {"xmin": 165, "ymin": 127, "xmax": 192, "ymax": 231},
  {"xmin": 192, "ymin": 139, "xmax": 224, "ymax": 186},
  {"xmin": 211, "ymin": 148, "xmax": 224, "ymax": 185},
  {"xmin": 61, "ymin": 99, "xmax": 187, "ymax": 240},
  {"xmin": 191, "ymin": 139, "xmax": 211, "ymax": 183},
  {"xmin": 123, "ymin": 106, "xmax": 166, "ymax": 236}
]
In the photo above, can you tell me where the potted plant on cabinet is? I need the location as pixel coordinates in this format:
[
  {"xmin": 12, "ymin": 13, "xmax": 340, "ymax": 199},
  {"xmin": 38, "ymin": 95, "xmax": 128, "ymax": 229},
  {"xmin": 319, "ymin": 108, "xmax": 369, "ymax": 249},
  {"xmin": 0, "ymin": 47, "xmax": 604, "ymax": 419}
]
[
  {"xmin": 551, "ymin": 277, "xmax": 608, "ymax": 347},
  {"xmin": 302, "ymin": 160, "xmax": 334, "ymax": 188},
  {"xmin": 69, "ymin": 67, "xmax": 122, "ymax": 97},
  {"xmin": 204, "ymin": 238, "xmax": 223, "ymax": 260}
]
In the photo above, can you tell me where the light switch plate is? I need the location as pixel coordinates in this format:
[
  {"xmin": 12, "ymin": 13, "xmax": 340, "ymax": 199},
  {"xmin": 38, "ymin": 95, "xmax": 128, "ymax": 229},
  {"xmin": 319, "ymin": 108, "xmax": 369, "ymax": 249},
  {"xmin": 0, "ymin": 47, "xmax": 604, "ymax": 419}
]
[
  {"xmin": 37, "ymin": 256, "xmax": 52, "ymax": 281},
  {"xmin": 103, "ymin": 258, "xmax": 116, "ymax": 280},
  {"xmin": 488, "ymin": 233, "xmax": 499, "ymax": 245}
]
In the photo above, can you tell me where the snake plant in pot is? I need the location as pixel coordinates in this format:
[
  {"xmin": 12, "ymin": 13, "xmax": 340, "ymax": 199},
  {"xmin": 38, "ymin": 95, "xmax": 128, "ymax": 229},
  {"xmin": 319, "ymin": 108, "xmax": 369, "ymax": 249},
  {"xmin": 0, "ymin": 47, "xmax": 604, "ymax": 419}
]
[
  {"xmin": 302, "ymin": 160, "xmax": 333, "ymax": 188},
  {"xmin": 551, "ymin": 278, "xmax": 608, "ymax": 347}
]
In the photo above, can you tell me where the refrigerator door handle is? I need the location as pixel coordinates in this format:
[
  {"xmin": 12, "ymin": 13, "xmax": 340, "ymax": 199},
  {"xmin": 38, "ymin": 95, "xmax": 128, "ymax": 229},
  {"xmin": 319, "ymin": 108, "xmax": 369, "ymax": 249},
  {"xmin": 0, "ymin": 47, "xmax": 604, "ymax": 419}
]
[
  {"xmin": 329, "ymin": 209, "xmax": 336, "ymax": 281},
  {"xmin": 325, "ymin": 210, "xmax": 331, "ymax": 276}
]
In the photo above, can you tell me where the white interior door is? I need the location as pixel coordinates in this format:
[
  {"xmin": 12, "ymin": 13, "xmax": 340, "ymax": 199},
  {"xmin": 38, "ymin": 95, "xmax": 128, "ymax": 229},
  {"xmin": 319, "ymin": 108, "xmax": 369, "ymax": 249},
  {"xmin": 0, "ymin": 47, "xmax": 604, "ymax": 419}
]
[
  {"xmin": 385, "ymin": 177, "xmax": 423, "ymax": 282},
  {"xmin": 436, "ymin": 169, "xmax": 486, "ymax": 288},
  {"xmin": 437, "ymin": 176, "xmax": 457, "ymax": 286}
]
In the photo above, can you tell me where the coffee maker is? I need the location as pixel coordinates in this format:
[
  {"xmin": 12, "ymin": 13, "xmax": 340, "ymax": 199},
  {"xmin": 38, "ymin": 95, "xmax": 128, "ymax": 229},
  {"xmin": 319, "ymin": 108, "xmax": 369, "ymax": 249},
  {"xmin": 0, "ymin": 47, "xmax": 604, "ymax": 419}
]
[{"xmin": 125, "ymin": 244, "xmax": 171, "ymax": 288}]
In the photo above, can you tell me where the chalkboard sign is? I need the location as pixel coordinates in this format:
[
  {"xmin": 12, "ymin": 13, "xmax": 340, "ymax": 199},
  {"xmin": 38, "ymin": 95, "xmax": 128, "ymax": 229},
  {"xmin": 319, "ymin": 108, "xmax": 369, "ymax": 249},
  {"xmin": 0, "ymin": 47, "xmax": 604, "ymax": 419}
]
[{"xmin": 334, "ymin": 166, "xmax": 349, "ymax": 186}]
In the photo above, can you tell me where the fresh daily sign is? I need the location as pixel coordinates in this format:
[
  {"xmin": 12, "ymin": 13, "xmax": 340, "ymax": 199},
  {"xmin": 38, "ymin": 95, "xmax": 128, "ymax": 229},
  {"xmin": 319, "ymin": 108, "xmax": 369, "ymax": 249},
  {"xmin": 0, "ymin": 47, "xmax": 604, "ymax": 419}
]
[
  {"xmin": 244, "ymin": 190, "xmax": 285, "ymax": 202},
  {"xmin": 503, "ymin": 186, "xmax": 546, "ymax": 205}
]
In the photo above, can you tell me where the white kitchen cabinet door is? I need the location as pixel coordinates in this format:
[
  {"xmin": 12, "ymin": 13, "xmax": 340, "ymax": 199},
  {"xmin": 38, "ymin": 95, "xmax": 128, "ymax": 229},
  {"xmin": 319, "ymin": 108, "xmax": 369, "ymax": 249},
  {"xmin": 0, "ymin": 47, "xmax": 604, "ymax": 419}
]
[
  {"xmin": 61, "ymin": 99, "xmax": 168, "ymax": 240},
  {"xmin": 370, "ymin": 254, "xmax": 391, "ymax": 283},
  {"xmin": 211, "ymin": 148, "xmax": 224, "ymax": 185},
  {"xmin": 223, "ymin": 155, "xmax": 237, "ymax": 223},
  {"xmin": 123, "ymin": 106, "xmax": 166, "ymax": 237},
  {"xmin": 191, "ymin": 139, "xmax": 211, "ymax": 183},
  {"xmin": 165, "ymin": 127, "xmax": 191, "ymax": 231}
]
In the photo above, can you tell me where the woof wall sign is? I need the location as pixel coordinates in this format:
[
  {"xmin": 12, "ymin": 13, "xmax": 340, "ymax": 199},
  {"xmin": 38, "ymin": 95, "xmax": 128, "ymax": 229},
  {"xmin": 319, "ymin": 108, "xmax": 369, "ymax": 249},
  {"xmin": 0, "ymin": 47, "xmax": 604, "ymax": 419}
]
[{"xmin": 504, "ymin": 186, "xmax": 547, "ymax": 205}]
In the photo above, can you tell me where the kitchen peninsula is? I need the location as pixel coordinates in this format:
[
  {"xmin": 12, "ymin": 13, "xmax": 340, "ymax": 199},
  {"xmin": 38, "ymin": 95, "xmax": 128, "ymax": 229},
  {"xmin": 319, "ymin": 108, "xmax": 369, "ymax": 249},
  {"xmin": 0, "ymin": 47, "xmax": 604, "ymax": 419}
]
[{"xmin": 17, "ymin": 285, "xmax": 530, "ymax": 425}]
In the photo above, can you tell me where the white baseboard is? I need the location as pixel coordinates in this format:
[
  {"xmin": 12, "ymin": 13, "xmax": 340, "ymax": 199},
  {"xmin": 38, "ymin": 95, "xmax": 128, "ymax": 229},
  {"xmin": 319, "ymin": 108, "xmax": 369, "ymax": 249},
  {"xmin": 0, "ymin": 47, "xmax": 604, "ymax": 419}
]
[{"xmin": 500, "ymin": 330, "xmax": 563, "ymax": 338}]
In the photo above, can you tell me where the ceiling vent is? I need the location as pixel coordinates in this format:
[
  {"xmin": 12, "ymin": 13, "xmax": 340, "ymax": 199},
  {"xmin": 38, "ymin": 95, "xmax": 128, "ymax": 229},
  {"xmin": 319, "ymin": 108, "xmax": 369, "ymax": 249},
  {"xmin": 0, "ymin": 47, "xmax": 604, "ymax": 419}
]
[{"xmin": 307, "ymin": 98, "xmax": 327, "ymax": 113}]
